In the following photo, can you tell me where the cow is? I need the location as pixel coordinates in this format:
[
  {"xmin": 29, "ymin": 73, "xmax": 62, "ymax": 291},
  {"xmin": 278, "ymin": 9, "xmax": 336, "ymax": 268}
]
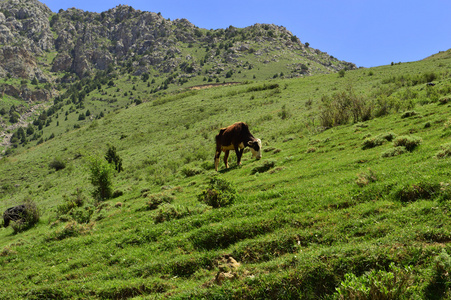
[
  {"xmin": 215, "ymin": 122, "xmax": 262, "ymax": 171},
  {"xmin": 3, "ymin": 204, "xmax": 27, "ymax": 227}
]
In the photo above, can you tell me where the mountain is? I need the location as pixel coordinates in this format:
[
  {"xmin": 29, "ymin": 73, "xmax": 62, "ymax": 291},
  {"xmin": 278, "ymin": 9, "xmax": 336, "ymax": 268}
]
[{"xmin": 0, "ymin": 0, "xmax": 355, "ymax": 101}]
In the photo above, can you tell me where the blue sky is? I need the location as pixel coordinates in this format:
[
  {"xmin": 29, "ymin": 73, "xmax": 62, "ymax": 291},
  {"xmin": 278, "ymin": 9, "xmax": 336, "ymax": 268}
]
[{"xmin": 40, "ymin": 0, "xmax": 451, "ymax": 68}]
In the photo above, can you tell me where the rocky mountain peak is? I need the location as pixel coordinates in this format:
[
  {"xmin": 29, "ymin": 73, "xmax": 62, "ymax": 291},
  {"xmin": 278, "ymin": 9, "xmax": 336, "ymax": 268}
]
[{"xmin": 0, "ymin": 0, "xmax": 356, "ymax": 104}]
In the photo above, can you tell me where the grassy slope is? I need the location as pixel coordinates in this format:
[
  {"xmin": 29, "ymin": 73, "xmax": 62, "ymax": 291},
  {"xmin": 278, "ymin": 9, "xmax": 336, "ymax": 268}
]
[{"xmin": 0, "ymin": 56, "xmax": 451, "ymax": 298}]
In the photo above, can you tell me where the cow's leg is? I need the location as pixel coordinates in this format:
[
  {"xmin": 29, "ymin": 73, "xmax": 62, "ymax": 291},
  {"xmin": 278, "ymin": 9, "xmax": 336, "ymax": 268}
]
[
  {"xmin": 215, "ymin": 150, "xmax": 221, "ymax": 171},
  {"xmin": 235, "ymin": 147, "xmax": 244, "ymax": 166},
  {"xmin": 224, "ymin": 150, "xmax": 230, "ymax": 168}
]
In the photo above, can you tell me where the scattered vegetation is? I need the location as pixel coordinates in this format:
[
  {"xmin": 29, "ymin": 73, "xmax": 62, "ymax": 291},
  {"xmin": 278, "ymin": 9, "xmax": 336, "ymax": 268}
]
[
  {"xmin": 393, "ymin": 135, "xmax": 422, "ymax": 151},
  {"xmin": 1, "ymin": 45, "xmax": 451, "ymax": 299},
  {"xmin": 362, "ymin": 132, "xmax": 396, "ymax": 149},
  {"xmin": 335, "ymin": 263, "xmax": 414, "ymax": 299},
  {"xmin": 197, "ymin": 176, "xmax": 237, "ymax": 208}
]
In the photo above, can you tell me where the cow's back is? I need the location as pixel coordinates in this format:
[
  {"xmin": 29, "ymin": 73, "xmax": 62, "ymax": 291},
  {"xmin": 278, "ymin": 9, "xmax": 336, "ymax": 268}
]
[{"xmin": 216, "ymin": 122, "xmax": 249, "ymax": 146}]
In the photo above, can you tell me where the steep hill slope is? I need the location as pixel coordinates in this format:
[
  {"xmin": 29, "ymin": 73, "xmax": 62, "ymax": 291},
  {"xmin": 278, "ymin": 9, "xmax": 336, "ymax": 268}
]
[
  {"xmin": 0, "ymin": 51, "xmax": 451, "ymax": 298},
  {"xmin": 0, "ymin": 0, "xmax": 355, "ymax": 155}
]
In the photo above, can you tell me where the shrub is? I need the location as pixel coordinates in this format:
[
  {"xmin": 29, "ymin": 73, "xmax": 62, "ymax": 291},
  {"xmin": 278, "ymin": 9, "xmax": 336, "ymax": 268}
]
[
  {"xmin": 57, "ymin": 188, "xmax": 85, "ymax": 216},
  {"xmin": 435, "ymin": 143, "xmax": 451, "ymax": 159},
  {"xmin": 88, "ymin": 156, "xmax": 114, "ymax": 201},
  {"xmin": 424, "ymin": 250, "xmax": 451, "ymax": 299},
  {"xmin": 48, "ymin": 221, "xmax": 95, "ymax": 240},
  {"xmin": 335, "ymin": 263, "xmax": 413, "ymax": 300},
  {"xmin": 381, "ymin": 146, "xmax": 408, "ymax": 158},
  {"xmin": 153, "ymin": 203, "xmax": 191, "ymax": 224},
  {"xmin": 105, "ymin": 145, "xmax": 123, "ymax": 173},
  {"xmin": 70, "ymin": 206, "xmax": 95, "ymax": 224},
  {"xmin": 57, "ymin": 189, "xmax": 94, "ymax": 223},
  {"xmin": 197, "ymin": 176, "xmax": 237, "ymax": 208},
  {"xmin": 306, "ymin": 147, "xmax": 316, "ymax": 153},
  {"xmin": 146, "ymin": 193, "xmax": 175, "ymax": 210},
  {"xmin": 10, "ymin": 199, "xmax": 41, "ymax": 233},
  {"xmin": 319, "ymin": 89, "xmax": 372, "ymax": 128},
  {"xmin": 362, "ymin": 132, "xmax": 396, "ymax": 150},
  {"xmin": 400, "ymin": 110, "xmax": 417, "ymax": 119},
  {"xmin": 393, "ymin": 136, "xmax": 422, "ymax": 152},
  {"xmin": 438, "ymin": 97, "xmax": 450, "ymax": 105},
  {"xmin": 49, "ymin": 158, "xmax": 66, "ymax": 171},
  {"xmin": 181, "ymin": 166, "xmax": 203, "ymax": 177},
  {"xmin": 392, "ymin": 182, "xmax": 441, "ymax": 202},
  {"xmin": 356, "ymin": 168, "xmax": 377, "ymax": 187}
]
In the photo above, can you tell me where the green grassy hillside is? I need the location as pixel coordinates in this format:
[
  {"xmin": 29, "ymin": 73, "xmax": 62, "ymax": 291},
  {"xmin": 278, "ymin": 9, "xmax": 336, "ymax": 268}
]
[{"xmin": 1, "ymin": 55, "xmax": 451, "ymax": 299}]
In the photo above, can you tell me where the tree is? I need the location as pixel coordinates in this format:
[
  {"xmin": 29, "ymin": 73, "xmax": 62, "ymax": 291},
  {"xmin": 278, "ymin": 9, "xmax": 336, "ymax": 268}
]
[
  {"xmin": 88, "ymin": 156, "xmax": 114, "ymax": 201},
  {"xmin": 105, "ymin": 145, "xmax": 123, "ymax": 173},
  {"xmin": 141, "ymin": 73, "xmax": 149, "ymax": 82}
]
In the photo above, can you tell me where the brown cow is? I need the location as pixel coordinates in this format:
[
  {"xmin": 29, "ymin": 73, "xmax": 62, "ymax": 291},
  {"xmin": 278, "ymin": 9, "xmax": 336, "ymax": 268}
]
[{"xmin": 215, "ymin": 122, "xmax": 262, "ymax": 171}]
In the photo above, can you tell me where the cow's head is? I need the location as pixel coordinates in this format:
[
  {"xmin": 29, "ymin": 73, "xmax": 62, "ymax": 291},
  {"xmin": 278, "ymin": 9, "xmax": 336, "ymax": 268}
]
[{"xmin": 248, "ymin": 139, "xmax": 262, "ymax": 160}]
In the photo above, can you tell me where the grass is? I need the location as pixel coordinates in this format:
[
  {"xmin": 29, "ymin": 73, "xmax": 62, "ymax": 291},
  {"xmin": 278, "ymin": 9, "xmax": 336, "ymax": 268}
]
[{"xmin": 0, "ymin": 53, "xmax": 451, "ymax": 298}]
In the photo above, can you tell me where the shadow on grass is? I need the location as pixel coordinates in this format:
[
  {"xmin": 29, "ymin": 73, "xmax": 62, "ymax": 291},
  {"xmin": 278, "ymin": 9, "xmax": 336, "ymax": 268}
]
[{"xmin": 217, "ymin": 165, "xmax": 240, "ymax": 174}]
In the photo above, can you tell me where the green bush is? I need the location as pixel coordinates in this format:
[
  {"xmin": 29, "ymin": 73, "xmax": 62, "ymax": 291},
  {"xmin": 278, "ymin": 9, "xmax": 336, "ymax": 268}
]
[
  {"xmin": 153, "ymin": 203, "xmax": 192, "ymax": 224},
  {"xmin": 57, "ymin": 189, "xmax": 94, "ymax": 223},
  {"xmin": 197, "ymin": 176, "xmax": 237, "ymax": 208},
  {"xmin": 355, "ymin": 168, "xmax": 377, "ymax": 187},
  {"xmin": 181, "ymin": 166, "xmax": 203, "ymax": 177},
  {"xmin": 392, "ymin": 182, "xmax": 441, "ymax": 202},
  {"xmin": 393, "ymin": 135, "xmax": 422, "ymax": 152},
  {"xmin": 47, "ymin": 221, "xmax": 95, "ymax": 241},
  {"xmin": 49, "ymin": 157, "xmax": 66, "ymax": 171},
  {"xmin": 57, "ymin": 189, "xmax": 85, "ymax": 216},
  {"xmin": 435, "ymin": 143, "xmax": 451, "ymax": 158},
  {"xmin": 105, "ymin": 145, "xmax": 123, "ymax": 173},
  {"xmin": 335, "ymin": 263, "xmax": 413, "ymax": 300},
  {"xmin": 400, "ymin": 110, "xmax": 417, "ymax": 119},
  {"xmin": 319, "ymin": 89, "xmax": 372, "ymax": 128},
  {"xmin": 88, "ymin": 156, "xmax": 114, "ymax": 201},
  {"xmin": 381, "ymin": 146, "xmax": 408, "ymax": 158},
  {"xmin": 424, "ymin": 250, "xmax": 451, "ymax": 299},
  {"xmin": 362, "ymin": 132, "xmax": 396, "ymax": 150},
  {"xmin": 146, "ymin": 192, "xmax": 175, "ymax": 210}
]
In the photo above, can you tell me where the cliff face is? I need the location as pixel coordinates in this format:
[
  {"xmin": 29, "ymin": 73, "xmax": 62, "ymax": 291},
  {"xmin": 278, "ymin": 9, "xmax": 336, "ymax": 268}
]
[
  {"xmin": 0, "ymin": 0, "xmax": 53, "ymax": 81},
  {"xmin": 0, "ymin": 0, "xmax": 356, "ymax": 103}
]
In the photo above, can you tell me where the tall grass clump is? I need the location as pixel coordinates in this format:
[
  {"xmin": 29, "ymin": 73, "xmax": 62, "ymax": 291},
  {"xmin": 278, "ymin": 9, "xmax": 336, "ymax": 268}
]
[
  {"xmin": 362, "ymin": 132, "xmax": 396, "ymax": 149},
  {"xmin": 435, "ymin": 143, "xmax": 451, "ymax": 159},
  {"xmin": 197, "ymin": 176, "xmax": 237, "ymax": 208},
  {"xmin": 48, "ymin": 157, "xmax": 66, "ymax": 171},
  {"xmin": 424, "ymin": 250, "xmax": 451, "ymax": 299},
  {"xmin": 335, "ymin": 263, "xmax": 414, "ymax": 299},
  {"xmin": 393, "ymin": 136, "xmax": 422, "ymax": 152},
  {"xmin": 319, "ymin": 88, "xmax": 372, "ymax": 128},
  {"xmin": 56, "ymin": 189, "xmax": 94, "ymax": 224},
  {"xmin": 355, "ymin": 168, "xmax": 377, "ymax": 187}
]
